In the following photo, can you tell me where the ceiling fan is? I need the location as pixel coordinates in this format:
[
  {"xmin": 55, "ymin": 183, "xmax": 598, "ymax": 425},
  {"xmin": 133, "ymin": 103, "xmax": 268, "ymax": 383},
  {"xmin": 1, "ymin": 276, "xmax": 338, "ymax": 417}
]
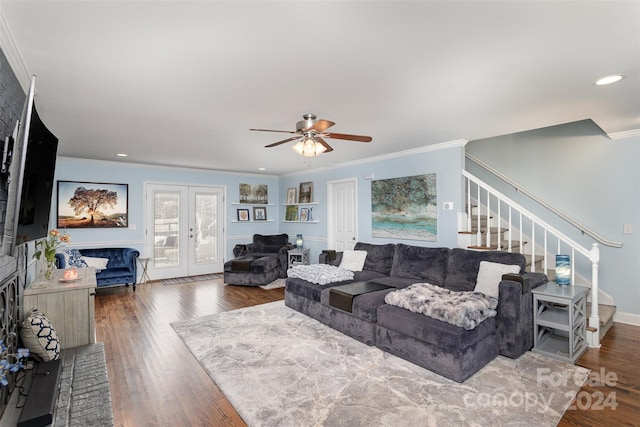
[{"xmin": 250, "ymin": 114, "xmax": 372, "ymax": 157}]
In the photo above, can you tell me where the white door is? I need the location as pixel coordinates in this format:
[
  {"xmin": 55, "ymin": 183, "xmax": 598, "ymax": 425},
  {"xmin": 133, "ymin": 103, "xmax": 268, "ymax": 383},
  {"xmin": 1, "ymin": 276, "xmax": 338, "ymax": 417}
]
[
  {"xmin": 146, "ymin": 184, "xmax": 224, "ymax": 280},
  {"xmin": 328, "ymin": 178, "xmax": 357, "ymax": 251}
]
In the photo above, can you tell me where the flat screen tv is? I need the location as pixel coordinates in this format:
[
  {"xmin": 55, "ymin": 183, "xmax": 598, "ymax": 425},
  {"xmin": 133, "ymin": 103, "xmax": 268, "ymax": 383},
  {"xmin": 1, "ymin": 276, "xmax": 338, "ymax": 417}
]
[{"xmin": 1, "ymin": 76, "xmax": 58, "ymax": 256}]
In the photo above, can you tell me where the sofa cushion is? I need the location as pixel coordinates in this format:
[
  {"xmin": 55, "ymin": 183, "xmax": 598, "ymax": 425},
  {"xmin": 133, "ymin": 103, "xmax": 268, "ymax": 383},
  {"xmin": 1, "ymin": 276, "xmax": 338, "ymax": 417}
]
[
  {"xmin": 389, "ymin": 244, "xmax": 449, "ymax": 285},
  {"xmin": 474, "ymin": 261, "xmax": 521, "ymax": 298},
  {"xmin": 376, "ymin": 304, "xmax": 496, "ymax": 352},
  {"xmin": 285, "ymin": 277, "xmax": 352, "ymax": 302},
  {"xmin": 61, "ymin": 249, "xmax": 88, "ymax": 268},
  {"xmin": 81, "ymin": 256, "xmax": 110, "ymax": 271},
  {"xmin": 444, "ymin": 248, "xmax": 526, "ymax": 292},
  {"xmin": 252, "ymin": 234, "xmax": 289, "ymax": 253},
  {"xmin": 339, "ymin": 250, "xmax": 368, "ymax": 271},
  {"xmin": 354, "ymin": 242, "xmax": 396, "ymax": 276},
  {"xmin": 352, "ymin": 270, "xmax": 388, "ymax": 282}
]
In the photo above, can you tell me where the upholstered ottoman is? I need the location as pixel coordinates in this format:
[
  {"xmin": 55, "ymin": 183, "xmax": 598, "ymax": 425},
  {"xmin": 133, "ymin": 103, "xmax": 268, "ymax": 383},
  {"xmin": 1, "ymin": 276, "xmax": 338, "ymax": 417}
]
[
  {"xmin": 375, "ymin": 304, "xmax": 498, "ymax": 382},
  {"xmin": 224, "ymin": 256, "xmax": 279, "ymax": 286}
]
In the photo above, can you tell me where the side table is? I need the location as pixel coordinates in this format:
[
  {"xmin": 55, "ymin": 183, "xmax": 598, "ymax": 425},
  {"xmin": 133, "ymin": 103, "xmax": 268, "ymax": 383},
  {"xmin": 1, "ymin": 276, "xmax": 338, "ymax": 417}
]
[
  {"xmin": 24, "ymin": 267, "xmax": 97, "ymax": 349},
  {"xmin": 532, "ymin": 282, "xmax": 589, "ymax": 364},
  {"xmin": 288, "ymin": 248, "xmax": 310, "ymax": 269},
  {"xmin": 138, "ymin": 257, "xmax": 151, "ymax": 285}
]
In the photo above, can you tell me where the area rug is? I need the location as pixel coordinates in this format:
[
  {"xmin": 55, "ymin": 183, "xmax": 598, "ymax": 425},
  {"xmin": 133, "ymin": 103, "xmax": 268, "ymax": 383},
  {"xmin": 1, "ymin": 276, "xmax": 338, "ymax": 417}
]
[
  {"xmin": 172, "ymin": 301, "xmax": 589, "ymax": 427},
  {"xmin": 259, "ymin": 278, "xmax": 286, "ymax": 290},
  {"xmin": 160, "ymin": 273, "xmax": 222, "ymax": 285}
]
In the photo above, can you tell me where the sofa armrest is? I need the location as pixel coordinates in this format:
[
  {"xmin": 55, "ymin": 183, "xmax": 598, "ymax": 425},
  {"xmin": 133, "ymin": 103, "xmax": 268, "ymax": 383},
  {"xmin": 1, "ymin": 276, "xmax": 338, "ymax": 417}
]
[
  {"xmin": 276, "ymin": 245, "xmax": 294, "ymax": 278},
  {"xmin": 123, "ymin": 248, "xmax": 140, "ymax": 271},
  {"xmin": 496, "ymin": 272, "xmax": 548, "ymax": 358},
  {"xmin": 54, "ymin": 253, "xmax": 66, "ymax": 269},
  {"xmin": 319, "ymin": 251, "xmax": 342, "ymax": 266},
  {"xmin": 233, "ymin": 244, "xmax": 252, "ymax": 258}
]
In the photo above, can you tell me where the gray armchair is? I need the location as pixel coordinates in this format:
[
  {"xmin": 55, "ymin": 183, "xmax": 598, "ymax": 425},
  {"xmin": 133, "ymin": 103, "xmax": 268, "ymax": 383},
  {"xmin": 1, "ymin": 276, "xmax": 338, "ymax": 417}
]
[{"xmin": 233, "ymin": 234, "xmax": 292, "ymax": 278}]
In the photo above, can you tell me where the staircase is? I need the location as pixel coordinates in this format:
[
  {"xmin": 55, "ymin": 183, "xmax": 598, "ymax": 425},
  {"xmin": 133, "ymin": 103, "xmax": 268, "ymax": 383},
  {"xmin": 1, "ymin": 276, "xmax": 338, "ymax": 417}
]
[{"xmin": 460, "ymin": 164, "xmax": 622, "ymax": 348}]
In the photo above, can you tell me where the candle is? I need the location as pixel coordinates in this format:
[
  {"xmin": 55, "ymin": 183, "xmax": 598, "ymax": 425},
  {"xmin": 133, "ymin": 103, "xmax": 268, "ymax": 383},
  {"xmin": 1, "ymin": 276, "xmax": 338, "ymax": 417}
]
[{"xmin": 63, "ymin": 268, "xmax": 78, "ymax": 280}]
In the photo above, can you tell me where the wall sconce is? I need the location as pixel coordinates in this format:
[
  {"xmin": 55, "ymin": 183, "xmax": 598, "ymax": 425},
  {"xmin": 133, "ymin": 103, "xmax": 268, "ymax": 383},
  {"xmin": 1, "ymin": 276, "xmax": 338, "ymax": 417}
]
[{"xmin": 555, "ymin": 254, "xmax": 571, "ymax": 285}]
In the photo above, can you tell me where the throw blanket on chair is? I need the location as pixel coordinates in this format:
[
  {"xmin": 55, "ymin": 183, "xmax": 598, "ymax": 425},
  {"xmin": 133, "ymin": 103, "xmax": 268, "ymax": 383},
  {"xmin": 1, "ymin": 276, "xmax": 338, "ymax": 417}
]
[
  {"xmin": 287, "ymin": 264, "xmax": 354, "ymax": 285},
  {"xmin": 384, "ymin": 283, "xmax": 498, "ymax": 330}
]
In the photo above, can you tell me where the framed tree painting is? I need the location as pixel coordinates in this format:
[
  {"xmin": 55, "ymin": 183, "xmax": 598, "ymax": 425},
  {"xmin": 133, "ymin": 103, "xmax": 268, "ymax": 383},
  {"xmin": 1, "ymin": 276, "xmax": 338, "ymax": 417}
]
[{"xmin": 57, "ymin": 181, "xmax": 128, "ymax": 228}]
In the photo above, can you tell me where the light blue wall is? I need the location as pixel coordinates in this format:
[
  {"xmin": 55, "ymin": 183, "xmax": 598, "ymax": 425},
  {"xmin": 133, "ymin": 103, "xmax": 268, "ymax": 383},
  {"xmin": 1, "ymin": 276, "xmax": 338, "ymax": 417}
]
[
  {"xmin": 466, "ymin": 120, "xmax": 640, "ymax": 317},
  {"xmin": 279, "ymin": 142, "xmax": 466, "ymax": 263},
  {"xmin": 52, "ymin": 157, "xmax": 280, "ymax": 259},
  {"xmin": 51, "ymin": 142, "xmax": 465, "ymax": 272}
]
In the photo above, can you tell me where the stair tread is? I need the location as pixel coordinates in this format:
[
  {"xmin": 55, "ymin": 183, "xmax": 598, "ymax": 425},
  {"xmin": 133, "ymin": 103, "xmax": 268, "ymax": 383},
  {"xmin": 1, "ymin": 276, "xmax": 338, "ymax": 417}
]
[{"xmin": 586, "ymin": 303, "xmax": 616, "ymax": 327}]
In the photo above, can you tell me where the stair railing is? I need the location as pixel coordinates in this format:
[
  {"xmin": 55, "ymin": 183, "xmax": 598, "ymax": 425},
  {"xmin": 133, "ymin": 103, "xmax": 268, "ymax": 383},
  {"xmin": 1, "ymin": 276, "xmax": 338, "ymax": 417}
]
[{"xmin": 462, "ymin": 169, "xmax": 603, "ymax": 347}]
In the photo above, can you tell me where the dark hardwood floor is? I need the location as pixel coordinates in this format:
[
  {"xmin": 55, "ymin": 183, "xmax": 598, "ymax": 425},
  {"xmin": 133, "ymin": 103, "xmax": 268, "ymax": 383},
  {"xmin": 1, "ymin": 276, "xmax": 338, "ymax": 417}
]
[{"xmin": 95, "ymin": 279, "xmax": 640, "ymax": 427}]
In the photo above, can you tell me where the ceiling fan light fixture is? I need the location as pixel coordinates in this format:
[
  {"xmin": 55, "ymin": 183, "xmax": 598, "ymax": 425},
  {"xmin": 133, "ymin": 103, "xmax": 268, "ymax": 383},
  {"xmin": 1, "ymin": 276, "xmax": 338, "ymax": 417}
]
[{"xmin": 292, "ymin": 137, "xmax": 326, "ymax": 157}]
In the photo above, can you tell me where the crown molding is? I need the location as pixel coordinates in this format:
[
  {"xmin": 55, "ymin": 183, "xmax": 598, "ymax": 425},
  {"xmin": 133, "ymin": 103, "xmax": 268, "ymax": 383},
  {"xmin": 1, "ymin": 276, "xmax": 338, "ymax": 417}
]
[
  {"xmin": 0, "ymin": 9, "xmax": 31, "ymax": 91},
  {"xmin": 282, "ymin": 139, "xmax": 468, "ymax": 178},
  {"xmin": 608, "ymin": 129, "xmax": 640, "ymax": 141}
]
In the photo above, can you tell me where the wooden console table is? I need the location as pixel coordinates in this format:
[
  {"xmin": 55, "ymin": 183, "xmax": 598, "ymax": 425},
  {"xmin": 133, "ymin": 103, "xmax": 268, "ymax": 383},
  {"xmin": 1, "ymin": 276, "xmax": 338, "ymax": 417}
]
[{"xmin": 24, "ymin": 267, "xmax": 97, "ymax": 350}]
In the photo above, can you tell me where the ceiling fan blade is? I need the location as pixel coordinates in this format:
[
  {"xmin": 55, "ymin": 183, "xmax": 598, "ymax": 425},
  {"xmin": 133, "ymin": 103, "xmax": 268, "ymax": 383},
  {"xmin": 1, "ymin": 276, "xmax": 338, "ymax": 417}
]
[
  {"xmin": 310, "ymin": 119, "xmax": 335, "ymax": 133},
  {"xmin": 324, "ymin": 132, "xmax": 372, "ymax": 142},
  {"xmin": 315, "ymin": 137, "xmax": 334, "ymax": 153},
  {"xmin": 265, "ymin": 136, "xmax": 301, "ymax": 148},
  {"xmin": 250, "ymin": 128, "xmax": 300, "ymax": 134}
]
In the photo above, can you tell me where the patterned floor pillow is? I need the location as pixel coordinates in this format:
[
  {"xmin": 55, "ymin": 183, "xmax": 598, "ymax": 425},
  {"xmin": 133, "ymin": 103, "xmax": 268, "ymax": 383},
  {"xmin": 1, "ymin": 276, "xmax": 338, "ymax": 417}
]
[{"xmin": 21, "ymin": 309, "xmax": 60, "ymax": 362}]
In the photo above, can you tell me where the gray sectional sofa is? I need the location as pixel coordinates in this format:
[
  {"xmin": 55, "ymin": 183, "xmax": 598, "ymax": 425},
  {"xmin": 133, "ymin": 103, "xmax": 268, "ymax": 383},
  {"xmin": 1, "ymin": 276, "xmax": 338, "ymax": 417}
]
[{"xmin": 285, "ymin": 242, "xmax": 547, "ymax": 382}]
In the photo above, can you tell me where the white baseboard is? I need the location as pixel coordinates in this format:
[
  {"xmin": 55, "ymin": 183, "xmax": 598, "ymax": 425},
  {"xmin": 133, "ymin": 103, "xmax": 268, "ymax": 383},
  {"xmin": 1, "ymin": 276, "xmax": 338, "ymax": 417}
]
[{"xmin": 613, "ymin": 311, "xmax": 640, "ymax": 326}]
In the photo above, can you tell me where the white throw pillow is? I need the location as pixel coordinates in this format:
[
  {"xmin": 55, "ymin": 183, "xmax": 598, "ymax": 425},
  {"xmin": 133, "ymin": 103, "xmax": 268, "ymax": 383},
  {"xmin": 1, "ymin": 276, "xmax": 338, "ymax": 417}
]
[
  {"xmin": 474, "ymin": 261, "xmax": 520, "ymax": 298},
  {"xmin": 81, "ymin": 256, "xmax": 110, "ymax": 271},
  {"xmin": 338, "ymin": 250, "xmax": 368, "ymax": 272}
]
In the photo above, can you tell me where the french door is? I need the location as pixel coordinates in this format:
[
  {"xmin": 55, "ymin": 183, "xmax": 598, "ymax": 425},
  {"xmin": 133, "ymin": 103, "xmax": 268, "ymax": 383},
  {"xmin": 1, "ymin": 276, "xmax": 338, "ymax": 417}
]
[
  {"xmin": 146, "ymin": 184, "xmax": 224, "ymax": 280},
  {"xmin": 327, "ymin": 178, "xmax": 357, "ymax": 251}
]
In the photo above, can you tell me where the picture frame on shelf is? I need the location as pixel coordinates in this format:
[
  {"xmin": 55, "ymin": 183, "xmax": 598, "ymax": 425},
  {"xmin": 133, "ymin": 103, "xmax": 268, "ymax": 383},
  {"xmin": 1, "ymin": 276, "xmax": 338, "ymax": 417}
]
[
  {"xmin": 299, "ymin": 207, "xmax": 309, "ymax": 221},
  {"xmin": 286, "ymin": 187, "xmax": 297, "ymax": 204},
  {"xmin": 253, "ymin": 206, "xmax": 267, "ymax": 221},
  {"xmin": 239, "ymin": 183, "xmax": 268, "ymax": 204},
  {"xmin": 298, "ymin": 181, "xmax": 313, "ymax": 203},
  {"xmin": 285, "ymin": 205, "xmax": 298, "ymax": 221},
  {"xmin": 237, "ymin": 208, "xmax": 250, "ymax": 221}
]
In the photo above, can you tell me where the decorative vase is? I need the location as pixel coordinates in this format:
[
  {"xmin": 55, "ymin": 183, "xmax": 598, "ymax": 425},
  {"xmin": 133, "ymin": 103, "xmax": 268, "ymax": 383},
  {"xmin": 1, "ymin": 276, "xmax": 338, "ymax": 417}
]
[
  {"xmin": 555, "ymin": 255, "xmax": 571, "ymax": 285},
  {"xmin": 42, "ymin": 260, "xmax": 57, "ymax": 281},
  {"xmin": 296, "ymin": 234, "xmax": 303, "ymax": 249}
]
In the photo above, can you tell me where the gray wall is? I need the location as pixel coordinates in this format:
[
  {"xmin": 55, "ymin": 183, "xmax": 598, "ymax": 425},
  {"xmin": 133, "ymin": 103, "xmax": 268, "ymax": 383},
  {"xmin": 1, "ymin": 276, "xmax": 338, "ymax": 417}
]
[
  {"xmin": 466, "ymin": 120, "xmax": 640, "ymax": 317},
  {"xmin": 0, "ymin": 47, "xmax": 26, "ymax": 282}
]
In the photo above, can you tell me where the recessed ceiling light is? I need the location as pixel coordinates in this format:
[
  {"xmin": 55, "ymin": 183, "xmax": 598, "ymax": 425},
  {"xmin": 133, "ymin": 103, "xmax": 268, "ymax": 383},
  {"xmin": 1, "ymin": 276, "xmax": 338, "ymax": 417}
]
[
  {"xmin": 116, "ymin": 153, "xmax": 128, "ymax": 157},
  {"xmin": 258, "ymin": 167, "xmax": 266, "ymax": 171},
  {"xmin": 595, "ymin": 74, "xmax": 624, "ymax": 86}
]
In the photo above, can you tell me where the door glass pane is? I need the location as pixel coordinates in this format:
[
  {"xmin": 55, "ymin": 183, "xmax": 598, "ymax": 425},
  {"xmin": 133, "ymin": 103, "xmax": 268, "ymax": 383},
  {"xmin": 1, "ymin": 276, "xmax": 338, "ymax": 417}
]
[
  {"xmin": 154, "ymin": 191, "xmax": 180, "ymax": 268},
  {"xmin": 194, "ymin": 193, "xmax": 217, "ymax": 263}
]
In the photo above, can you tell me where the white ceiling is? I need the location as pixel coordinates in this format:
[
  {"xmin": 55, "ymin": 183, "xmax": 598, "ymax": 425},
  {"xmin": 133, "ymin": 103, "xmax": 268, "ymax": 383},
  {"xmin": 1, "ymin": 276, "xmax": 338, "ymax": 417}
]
[{"xmin": 1, "ymin": 1, "xmax": 639, "ymax": 176}]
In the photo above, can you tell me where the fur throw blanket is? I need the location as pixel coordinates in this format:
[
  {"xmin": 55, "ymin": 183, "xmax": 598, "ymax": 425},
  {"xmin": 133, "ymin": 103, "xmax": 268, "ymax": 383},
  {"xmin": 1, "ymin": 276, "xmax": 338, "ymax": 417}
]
[
  {"xmin": 384, "ymin": 283, "xmax": 498, "ymax": 330},
  {"xmin": 287, "ymin": 264, "xmax": 354, "ymax": 285}
]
